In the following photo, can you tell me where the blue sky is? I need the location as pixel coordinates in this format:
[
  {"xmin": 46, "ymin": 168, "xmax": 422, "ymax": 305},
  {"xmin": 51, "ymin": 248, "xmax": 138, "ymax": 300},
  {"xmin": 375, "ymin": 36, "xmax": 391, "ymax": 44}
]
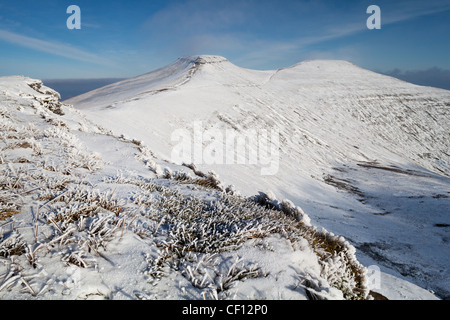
[{"xmin": 0, "ymin": 0, "xmax": 449, "ymax": 84}]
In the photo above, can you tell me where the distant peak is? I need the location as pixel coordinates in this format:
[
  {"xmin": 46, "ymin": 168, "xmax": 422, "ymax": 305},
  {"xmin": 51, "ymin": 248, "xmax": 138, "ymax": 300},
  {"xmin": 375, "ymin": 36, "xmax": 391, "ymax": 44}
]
[
  {"xmin": 178, "ymin": 55, "xmax": 229, "ymax": 65},
  {"xmin": 292, "ymin": 59, "xmax": 357, "ymax": 68}
]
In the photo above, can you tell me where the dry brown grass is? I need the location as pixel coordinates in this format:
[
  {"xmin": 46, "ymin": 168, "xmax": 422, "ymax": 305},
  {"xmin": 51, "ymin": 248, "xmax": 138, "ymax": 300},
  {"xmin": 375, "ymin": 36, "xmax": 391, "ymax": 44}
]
[{"xmin": 0, "ymin": 209, "xmax": 20, "ymax": 221}]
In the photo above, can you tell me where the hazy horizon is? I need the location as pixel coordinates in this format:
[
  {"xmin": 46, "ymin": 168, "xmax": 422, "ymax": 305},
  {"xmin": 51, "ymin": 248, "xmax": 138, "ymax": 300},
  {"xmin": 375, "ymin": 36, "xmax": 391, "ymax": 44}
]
[{"xmin": 42, "ymin": 77, "xmax": 126, "ymax": 100}]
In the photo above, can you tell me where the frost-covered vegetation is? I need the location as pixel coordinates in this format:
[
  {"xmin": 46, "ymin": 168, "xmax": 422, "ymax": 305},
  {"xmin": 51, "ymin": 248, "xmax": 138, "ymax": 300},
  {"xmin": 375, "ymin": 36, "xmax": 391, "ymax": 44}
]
[{"xmin": 0, "ymin": 76, "xmax": 370, "ymax": 300}]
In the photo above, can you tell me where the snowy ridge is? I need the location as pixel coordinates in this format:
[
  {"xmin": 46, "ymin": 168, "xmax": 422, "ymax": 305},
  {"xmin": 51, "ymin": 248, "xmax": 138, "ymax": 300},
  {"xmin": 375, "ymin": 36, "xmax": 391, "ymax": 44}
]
[
  {"xmin": 67, "ymin": 56, "xmax": 450, "ymax": 177},
  {"xmin": 0, "ymin": 76, "xmax": 375, "ymax": 300},
  {"xmin": 67, "ymin": 56, "xmax": 449, "ymax": 299},
  {"xmin": 69, "ymin": 55, "xmax": 232, "ymax": 110}
]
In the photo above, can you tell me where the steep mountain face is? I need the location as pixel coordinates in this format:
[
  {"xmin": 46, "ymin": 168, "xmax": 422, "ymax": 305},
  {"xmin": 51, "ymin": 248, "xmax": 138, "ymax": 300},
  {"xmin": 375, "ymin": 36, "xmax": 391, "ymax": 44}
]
[{"xmin": 67, "ymin": 56, "xmax": 450, "ymax": 299}]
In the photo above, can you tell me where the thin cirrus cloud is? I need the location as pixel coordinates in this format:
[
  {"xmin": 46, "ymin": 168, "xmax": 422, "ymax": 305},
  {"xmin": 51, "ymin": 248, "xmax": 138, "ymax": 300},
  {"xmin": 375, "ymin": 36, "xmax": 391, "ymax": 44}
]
[
  {"xmin": 1, "ymin": 0, "xmax": 449, "ymax": 79},
  {"xmin": 260, "ymin": 1, "xmax": 449, "ymax": 68},
  {"xmin": 290, "ymin": 2, "xmax": 450, "ymax": 51},
  {"xmin": 140, "ymin": 0, "xmax": 450, "ymax": 69},
  {"xmin": 380, "ymin": 0, "xmax": 450, "ymax": 25},
  {"xmin": 0, "ymin": 29, "xmax": 114, "ymax": 67}
]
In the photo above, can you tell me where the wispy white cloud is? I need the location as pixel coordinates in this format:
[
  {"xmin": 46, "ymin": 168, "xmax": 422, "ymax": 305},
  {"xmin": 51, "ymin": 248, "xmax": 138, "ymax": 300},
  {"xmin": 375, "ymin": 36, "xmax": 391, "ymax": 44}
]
[
  {"xmin": 141, "ymin": 0, "xmax": 449, "ymax": 69},
  {"xmin": 236, "ymin": 1, "xmax": 450, "ymax": 68},
  {"xmin": 0, "ymin": 29, "xmax": 114, "ymax": 66},
  {"xmin": 296, "ymin": 1, "xmax": 450, "ymax": 48},
  {"xmin": 381, "ymin": 0, "xmax": 450, "ymax": 25},
  {"xmin": 143, "ymin": 0, "xmax": 250, "ymax": 36}
]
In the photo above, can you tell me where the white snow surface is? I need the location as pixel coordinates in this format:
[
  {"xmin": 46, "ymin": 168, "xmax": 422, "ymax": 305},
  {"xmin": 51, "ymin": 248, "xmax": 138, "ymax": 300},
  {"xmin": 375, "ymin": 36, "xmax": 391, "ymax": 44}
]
[
  {"xmin": 66, "ymin": 55, "xmax": 450, "ymax": 300},
  {"xmin": 1, "ymin": 75, "xmax": 378, "ymax": 300},
  {"xmin": 1, "ymin": 53, "xmax": 447, "ymax": 300}
]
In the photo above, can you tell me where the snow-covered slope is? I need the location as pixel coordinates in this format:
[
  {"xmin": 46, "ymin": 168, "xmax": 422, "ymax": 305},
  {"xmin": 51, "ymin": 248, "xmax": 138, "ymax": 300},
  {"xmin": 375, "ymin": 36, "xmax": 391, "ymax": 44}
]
[
  {"xmin": 1, "ymin": 75, "xmax": 386, "ymax": 300},
  {"xmin": 68, "ymin": 55, "xmax": 449, "ymax": 177},
  {"xmin": 67, "ymin": 55, "xmax": 450, "ymax": 299}
]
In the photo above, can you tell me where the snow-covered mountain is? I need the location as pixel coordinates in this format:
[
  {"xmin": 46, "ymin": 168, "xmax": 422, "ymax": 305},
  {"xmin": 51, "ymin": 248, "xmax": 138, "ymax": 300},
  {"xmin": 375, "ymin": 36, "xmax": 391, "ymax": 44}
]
[
  {"xmin": 67, "ymin": 55, "xmax": 450, "ymax": 299},
  {"xmin": 0, "ymin": 75, "xmax": 384, "ymax": 300}
]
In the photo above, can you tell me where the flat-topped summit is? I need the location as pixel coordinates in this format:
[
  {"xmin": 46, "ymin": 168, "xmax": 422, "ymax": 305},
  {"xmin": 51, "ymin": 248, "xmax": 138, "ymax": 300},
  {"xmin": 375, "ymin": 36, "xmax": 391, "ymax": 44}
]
[
  {"xmin": 293, "ymin": 59, "xmax": 357, "ymax": 68},
  {"xmin": 178, "ymin": 55, "xmax": 229, "ymax": 65}
]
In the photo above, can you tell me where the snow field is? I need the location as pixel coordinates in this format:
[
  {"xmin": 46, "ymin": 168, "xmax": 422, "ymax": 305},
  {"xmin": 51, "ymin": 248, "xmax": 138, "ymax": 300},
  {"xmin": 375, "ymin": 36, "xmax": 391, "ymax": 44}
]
[
  {"xmin": 0, "ymin": 76, "xmax": 369, "ymax": 300},
  {"xmin": 66, "ymin": 55, "xmax": 450, "ymax": 299}
]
